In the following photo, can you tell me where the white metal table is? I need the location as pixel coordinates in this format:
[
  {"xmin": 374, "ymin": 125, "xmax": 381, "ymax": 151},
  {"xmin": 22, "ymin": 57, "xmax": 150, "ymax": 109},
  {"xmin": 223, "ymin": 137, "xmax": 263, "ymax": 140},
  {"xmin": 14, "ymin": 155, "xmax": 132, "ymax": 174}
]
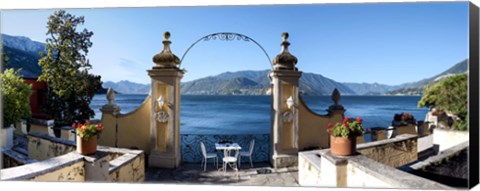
[
  {"xmin": 215, "ymin": 143, "xmax": 242, "ymax": 174},
  {"xmin": 215, "ymin": 143, "xmax": 242, "ymax": 151}
]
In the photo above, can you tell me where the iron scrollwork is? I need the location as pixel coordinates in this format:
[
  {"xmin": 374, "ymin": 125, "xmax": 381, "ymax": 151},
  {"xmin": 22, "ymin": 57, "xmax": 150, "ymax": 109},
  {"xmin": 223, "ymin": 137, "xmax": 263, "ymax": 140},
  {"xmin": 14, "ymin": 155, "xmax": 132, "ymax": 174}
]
[
  {"xmin": 202, "ymin": 33, "xmax": 251, "ymax": 42},
  {"xmin": 179, "ymin": 32, "xmax": 272, "ymax": 69}
]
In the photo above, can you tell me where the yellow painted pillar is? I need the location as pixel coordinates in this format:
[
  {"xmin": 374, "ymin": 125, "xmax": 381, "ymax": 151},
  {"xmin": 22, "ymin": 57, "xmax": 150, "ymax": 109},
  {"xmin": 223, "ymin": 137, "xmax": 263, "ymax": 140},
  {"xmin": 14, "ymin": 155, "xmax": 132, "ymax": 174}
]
[
  {"xmin": 147, "ymin": 32, "xmax": 184, "ymax": 168},
  {"xmin": 270, "ymin": 32, "xmax": 302, "ymax": 169}
]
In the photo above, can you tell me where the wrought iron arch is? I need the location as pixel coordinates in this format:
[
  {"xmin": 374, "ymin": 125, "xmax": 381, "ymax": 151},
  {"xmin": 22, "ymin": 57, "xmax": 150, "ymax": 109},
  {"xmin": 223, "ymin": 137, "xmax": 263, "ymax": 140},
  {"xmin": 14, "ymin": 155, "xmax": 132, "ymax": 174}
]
[{"xmin": 179, "ymin": 32, "xmax": 272, "ymax": 69}]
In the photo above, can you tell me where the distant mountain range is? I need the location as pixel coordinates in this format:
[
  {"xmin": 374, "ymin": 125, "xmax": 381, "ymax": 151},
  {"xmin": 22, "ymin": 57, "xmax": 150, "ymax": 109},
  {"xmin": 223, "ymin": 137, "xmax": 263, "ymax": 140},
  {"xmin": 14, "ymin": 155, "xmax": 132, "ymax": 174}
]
[
  {"xmin": 1, "ymin": 34, "xmax": 110, "ymax": 93},
  {"xmin": 384, "ymin": 59, "xmax": 468, "ymax": 95},
  {"xmin": 2, "ymin": 34, "xmax": 468, "ymax": 96},
  {"xmin": 102, "ymin": 81, "xmax": 150, "ymax": 95},
  {"xmin": 2, "ymin": 34, "xmax": 45, "ymax": 78}
]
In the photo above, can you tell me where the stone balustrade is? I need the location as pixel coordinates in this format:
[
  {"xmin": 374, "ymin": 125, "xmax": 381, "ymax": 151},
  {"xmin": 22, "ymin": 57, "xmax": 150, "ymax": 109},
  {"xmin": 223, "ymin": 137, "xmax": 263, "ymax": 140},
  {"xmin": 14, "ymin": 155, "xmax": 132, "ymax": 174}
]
[
  {"xmin": 1, "ymin": 132, "xmax": 144, "ymax": 182},
  {"xmin": 298, "ymin": 134, "xmax": 453, "ymax": 189},
  {"xmin": 356, "ymin": 134, "xmax": 418, "ymax": 167}
]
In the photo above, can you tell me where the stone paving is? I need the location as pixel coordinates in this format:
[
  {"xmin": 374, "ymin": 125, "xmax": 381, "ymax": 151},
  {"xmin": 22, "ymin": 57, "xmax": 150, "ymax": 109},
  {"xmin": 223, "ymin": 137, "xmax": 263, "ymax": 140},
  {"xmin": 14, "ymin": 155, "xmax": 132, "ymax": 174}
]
[
  {"xmin": 10, "ymin": 134, "xmax": 299, "ymax": 186},
  {"xmin": 145, "ymin": 162, "xmax": 299, "ymax": 187}
]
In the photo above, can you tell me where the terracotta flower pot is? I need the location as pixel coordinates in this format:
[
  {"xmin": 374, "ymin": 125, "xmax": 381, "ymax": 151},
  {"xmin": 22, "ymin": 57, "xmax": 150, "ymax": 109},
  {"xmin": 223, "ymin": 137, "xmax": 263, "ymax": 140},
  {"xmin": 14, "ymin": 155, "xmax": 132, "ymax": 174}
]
[
  {"xmin": 330, "ymin": 136, "xmax": 356, "ymax": 156},
  {"xmin": 76, "ymin": 135, "xmax": 97, "ymax": 155}
]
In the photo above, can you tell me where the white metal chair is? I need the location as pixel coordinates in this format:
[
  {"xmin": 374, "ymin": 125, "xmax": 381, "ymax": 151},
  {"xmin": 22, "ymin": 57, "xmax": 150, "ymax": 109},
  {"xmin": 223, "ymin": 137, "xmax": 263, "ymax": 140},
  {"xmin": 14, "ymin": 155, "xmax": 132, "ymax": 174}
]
[
  {"xmin": 200, "ymin": 142, "xmax": 218, "ymax": 172},
  {"xmin": 222, "ymin": 147, "xmax": 240, "ymax": 176},
  {"xmin": 239, "ymin": 139, "xmax": 255, "ymax": 168}
]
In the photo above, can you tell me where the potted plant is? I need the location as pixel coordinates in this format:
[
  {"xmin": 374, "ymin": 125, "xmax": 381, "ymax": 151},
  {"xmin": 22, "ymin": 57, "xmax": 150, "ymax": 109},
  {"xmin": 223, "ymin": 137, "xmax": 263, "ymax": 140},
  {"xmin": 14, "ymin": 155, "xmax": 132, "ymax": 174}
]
[
  {"xmin": 402, "ymin": 112, "xmax": 416, "ymax": 125},
  {"xmin": 392, "ymin": 112, "xmax": 417, "ymax": 126},
  {"xmin": 327, "ymin": 117, "xmax": 364, "ymax": 156},
  {"xmin": 72, "ymin": 121, "xmax": 103, "ymax": 155}
]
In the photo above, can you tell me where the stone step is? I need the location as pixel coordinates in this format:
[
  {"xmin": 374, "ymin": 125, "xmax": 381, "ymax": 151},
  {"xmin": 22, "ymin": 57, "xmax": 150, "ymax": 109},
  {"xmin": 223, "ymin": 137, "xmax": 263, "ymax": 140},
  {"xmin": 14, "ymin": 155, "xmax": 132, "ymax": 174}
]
[
  {"xmin": 11, "ymin": 146, "xmax": 28, "ymax": 156},
  {"xmin": 2, "ymin": 149, "xmax": 37, "ymax": 165}
]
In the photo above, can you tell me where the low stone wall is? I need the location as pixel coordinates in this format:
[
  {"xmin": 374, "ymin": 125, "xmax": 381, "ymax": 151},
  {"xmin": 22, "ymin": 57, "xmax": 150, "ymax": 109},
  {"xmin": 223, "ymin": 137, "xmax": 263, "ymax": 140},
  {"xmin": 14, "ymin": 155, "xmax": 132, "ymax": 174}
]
[
  {"xmin": 107, "ymin": 148, "xmax": 145, "ymax": 182},
  {"xmin": 357, "ymin": 134, "xmax": 418, "ymax": 167},
  {"xmin": 432, "ymin": 128, "xmax": 468, "ymax": 153},
  {"xmin": 298, "ymin": 97, "xmax": 344, "ymax": 151},
  {"xmin": 298, "ymin": 148, "xmax": 452, "ymax": 189},
  {"xmin": 408, "ymin": 141, "xmax": 469, "ymax": 188},
  {"xmin": 370, "ymin": 127, "xmax": 388, "ymax": 142},
  {"xmin": 2, "ymin": 149, "xmax": 37, "ymax": 168},
  {"xmin": 99, "ymin": 95, "xmax": 152, "ymax": 154},
  {"xmin": 28, "ymin": 118, "xmax": 55, "ymax": 137},
  {"xmin": 0, "ymin": 152, "xmax": 85, "ymax": 181},
  {"xmin": 298, "ymin": 150, "xmax": 323, "ymax": 186},
  {"xmin": 1, "ymin": 135, "xmax": 145, "ymax": 182},
  {"xmin": 180, "ymin": 134, "xmax": 269, "ymax": 163},
  {"xmin": 28, "ymin": 133, "xmax": 76, "ymax": 161}
]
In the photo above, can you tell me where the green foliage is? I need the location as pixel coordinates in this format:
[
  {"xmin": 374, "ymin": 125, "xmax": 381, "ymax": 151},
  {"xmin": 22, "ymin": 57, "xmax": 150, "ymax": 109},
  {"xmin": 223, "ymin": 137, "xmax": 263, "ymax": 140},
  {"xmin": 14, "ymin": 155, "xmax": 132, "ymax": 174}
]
[
  {"xmin": 38, "ymin": 10, "xmax": 102, "ymax": 126},
  {"xmin": 1, "ymin": 53, "xmax": 9, "ymax": 69},
  {"xmin": 327, "ymin": 117, "xmax": 364, "ymax": 138},
  {"xmin": 1, "ymin": 68, "xmax": 32, "ymax": 126},
  {"xmin": 418, "ymin": 74, "xmax": 468, "ymax": 130}
]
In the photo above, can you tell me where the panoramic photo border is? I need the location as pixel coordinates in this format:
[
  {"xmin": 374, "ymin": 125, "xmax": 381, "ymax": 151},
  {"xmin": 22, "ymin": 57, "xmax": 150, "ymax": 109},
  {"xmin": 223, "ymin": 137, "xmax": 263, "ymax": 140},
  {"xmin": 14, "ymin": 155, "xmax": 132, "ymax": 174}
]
[{"xmin": 0, "ymin": 0, "xmax": 479, "ymax": 190}]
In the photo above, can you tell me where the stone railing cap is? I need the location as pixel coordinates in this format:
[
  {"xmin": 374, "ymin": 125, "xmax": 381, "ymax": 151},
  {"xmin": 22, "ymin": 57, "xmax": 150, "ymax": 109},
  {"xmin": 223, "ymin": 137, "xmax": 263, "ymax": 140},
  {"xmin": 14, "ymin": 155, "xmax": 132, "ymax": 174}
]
[
  {"xmin": 0, "ymin": 152, "xmax": 83, "ymax": 180},
  {"xmin": 357, "ymin": 133, "xmax": 417, "ymax": 150},
  {"xmin": 28, "ymin": 133, "xmax": 76, "ymax": 147},
  {"xmin": 348, "ymin": 155, "xmax": 453, "ymax": 189},
  {"xmin": 29, "ymin": 118, "xmax": 55, "ymax": 126},
  {"xmin": 317, "ymin": 149, "xmax": 351, "ymax": 165}
]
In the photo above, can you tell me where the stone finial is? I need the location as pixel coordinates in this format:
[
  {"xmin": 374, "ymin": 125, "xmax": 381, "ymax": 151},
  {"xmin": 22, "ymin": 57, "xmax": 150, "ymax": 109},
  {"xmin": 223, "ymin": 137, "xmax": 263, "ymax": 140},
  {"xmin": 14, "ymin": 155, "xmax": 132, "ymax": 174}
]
[
  {"xmin": 280, "ymin": 32, "xmax": 289, "ymax": 52},
  {"xmin": 332, "ymin": 88, "xmax": 340, "ymax": 105},
  {"xmin": 106, "ymin": 88, "xmax": 116, "ymax": 105},
  {"xmin": 152, "ymin": 31, "xmax": 181, "ymax": 67},
  {"xmin": 164, "ymin": 31, "xmax": 171, "ymax": 40},
  {"xmin": 327, "ymin": 88, "xmax": 344, "ymax": 114},
  {"xmin": 101, "ymin": 87, "xmax": 121, "ymax": 115},
  {"xmin": 272, "ymin": 32, "xmax": 298, "ymax": 71}
]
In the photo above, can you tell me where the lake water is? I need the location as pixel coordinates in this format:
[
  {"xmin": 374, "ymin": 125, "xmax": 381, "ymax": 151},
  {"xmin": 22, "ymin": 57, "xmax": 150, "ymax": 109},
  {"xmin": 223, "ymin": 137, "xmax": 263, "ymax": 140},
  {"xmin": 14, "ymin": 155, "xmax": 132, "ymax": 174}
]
[{"xmin": 90, "ymin": 94, "xmax": 429, "ymax": 135}]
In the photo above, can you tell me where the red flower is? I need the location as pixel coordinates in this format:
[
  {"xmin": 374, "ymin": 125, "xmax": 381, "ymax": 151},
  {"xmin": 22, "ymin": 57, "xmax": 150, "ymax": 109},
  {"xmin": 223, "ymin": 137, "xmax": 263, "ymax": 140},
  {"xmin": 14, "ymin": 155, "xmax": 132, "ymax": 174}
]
[
  {"xmin": 72, "ymin": 123, "xmax": 76, "ymax": 128},
  {"xmin": 356, "ymin": 117, "xmax": 363, "ymax": 123},
  {"xmin": 343, "ymin": 117, "xmax": 350, "ymax": 123},
  {"xmin": 328, "ymin": 123, "xmax": 333, "ymax": 128},
  {"xmin": 95, "ymin": 124, "xmax": 103, "ymax": 130},
  {"xmin": 345, "ymin": 123, "xmax": 349, "ymax": 128}
]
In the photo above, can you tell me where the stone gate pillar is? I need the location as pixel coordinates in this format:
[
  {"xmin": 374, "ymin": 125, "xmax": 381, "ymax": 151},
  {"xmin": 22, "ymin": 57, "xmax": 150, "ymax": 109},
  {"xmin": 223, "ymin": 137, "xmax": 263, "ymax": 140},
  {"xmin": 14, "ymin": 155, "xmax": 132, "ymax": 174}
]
[
  {"xmin": 148, "ymin": 32, "xmax": 184, "ymax": 168},
  {"xmin": 270, "ymin": 32, "xmax": 302, "ymax": 169}
]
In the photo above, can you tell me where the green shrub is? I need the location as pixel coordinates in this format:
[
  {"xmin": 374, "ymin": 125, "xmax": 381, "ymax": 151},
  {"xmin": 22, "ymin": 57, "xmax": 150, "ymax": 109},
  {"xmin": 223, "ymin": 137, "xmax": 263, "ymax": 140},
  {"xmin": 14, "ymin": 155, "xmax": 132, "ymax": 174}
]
[
  {"xmin": 1, "ymin": 68, "xmax": 32, "ymax": 126},
  {"xmin": 418, "ymin": 74, "xmax": 468, "ymax": 130}
]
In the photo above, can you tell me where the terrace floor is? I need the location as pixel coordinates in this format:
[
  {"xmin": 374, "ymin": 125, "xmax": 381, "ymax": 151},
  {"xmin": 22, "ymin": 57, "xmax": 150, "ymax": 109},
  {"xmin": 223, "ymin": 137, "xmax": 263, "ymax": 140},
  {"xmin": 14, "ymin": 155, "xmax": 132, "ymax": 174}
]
[
  {"xmin": 12, "ymin": 134, "xmax": 299, "ymax": 186},
  {"xmin": 145, "ymin": 162, "xmax": 299, "ymax": 187}
]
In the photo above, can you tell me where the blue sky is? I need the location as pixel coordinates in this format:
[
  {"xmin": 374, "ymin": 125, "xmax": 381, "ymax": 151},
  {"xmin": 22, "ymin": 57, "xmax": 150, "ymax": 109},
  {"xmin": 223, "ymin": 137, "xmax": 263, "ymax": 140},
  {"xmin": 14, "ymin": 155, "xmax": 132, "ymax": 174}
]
[{"xmin": 1, "ymin": 2, "xmax": 469, "ymax": 85}]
